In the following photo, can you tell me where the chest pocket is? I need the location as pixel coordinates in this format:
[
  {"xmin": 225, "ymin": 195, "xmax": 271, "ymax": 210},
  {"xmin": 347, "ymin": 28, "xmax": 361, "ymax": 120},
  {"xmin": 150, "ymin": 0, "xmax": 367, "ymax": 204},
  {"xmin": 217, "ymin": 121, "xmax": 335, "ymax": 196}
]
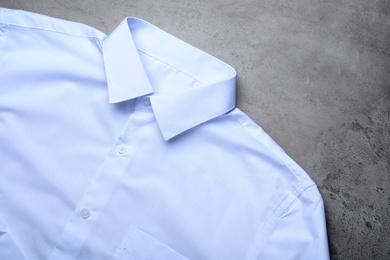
[{"xmin": 112, "ymin": 225, "xmax": 189, "ymax": 260}]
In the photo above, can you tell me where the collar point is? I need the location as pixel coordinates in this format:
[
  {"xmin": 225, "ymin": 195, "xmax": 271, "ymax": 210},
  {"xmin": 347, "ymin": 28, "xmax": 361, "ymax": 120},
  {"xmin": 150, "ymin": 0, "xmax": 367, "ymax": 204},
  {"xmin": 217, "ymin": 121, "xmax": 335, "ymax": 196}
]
[{"xmin": 161, "ymin": 131, "xmax": 176, "ymax": 141}]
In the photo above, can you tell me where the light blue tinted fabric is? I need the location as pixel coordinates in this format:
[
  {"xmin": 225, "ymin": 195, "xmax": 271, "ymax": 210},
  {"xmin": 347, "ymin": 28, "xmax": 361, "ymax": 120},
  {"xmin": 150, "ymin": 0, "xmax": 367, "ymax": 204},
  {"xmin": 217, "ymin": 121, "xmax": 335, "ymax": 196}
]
[{"xmin": 0, "ymin": 7, "xmax": 329, "ymax": 260}]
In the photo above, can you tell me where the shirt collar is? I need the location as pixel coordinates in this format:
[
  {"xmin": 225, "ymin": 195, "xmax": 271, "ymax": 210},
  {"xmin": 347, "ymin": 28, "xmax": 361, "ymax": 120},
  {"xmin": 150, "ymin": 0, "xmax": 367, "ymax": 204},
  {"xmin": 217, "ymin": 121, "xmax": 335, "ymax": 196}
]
[{"xmin": 102, "ymin": 18, "xmax": 236, "ymax": 140}]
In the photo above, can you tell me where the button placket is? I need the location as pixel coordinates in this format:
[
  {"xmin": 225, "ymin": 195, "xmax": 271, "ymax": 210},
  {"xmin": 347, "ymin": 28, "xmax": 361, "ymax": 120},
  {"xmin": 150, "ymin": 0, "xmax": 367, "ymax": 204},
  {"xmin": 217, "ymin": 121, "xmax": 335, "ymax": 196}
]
[{"xmin": 49, "ymin": 110, "xmax": 147, "ymax": 260}]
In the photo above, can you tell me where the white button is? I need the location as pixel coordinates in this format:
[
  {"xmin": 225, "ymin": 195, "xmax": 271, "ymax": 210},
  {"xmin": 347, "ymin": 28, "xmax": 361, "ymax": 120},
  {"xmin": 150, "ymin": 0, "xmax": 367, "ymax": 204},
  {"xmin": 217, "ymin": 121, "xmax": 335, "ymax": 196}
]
[
  {"xmin": 142, "ymin": 98, "xmax": 151, "ymax": 106},
  {"xmin": 118, "ymin": 145, "xmax": 127, "ymax": 154},
  {"xmin": 81, "ymin": 209, "xmax": 90, "ymax": 219}
]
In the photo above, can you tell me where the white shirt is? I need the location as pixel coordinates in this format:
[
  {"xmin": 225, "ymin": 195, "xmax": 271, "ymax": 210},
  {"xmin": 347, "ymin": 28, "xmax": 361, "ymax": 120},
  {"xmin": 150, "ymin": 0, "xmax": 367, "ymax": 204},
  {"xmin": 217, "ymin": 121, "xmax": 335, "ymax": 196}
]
[{"xmin": 0, "ymin": 7, "xmax": 329, "ymax": 260}]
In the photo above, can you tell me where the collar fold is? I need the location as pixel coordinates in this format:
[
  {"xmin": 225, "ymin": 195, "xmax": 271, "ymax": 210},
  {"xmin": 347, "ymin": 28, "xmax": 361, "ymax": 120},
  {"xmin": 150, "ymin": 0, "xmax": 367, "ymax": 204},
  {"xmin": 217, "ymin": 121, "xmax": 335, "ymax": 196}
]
[
  {"xmin": 102, "ymin": 20, "xmax": 154, "ymax": 103},
  {"xmin": 102, "ymin": 18, "xmax": 237, "ymax": 140}
]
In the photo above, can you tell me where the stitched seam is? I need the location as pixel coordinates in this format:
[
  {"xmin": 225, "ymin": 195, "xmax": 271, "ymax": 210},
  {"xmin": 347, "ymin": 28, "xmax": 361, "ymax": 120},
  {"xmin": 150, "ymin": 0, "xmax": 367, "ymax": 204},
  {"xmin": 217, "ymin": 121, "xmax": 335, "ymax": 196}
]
[
  {"xmin": 228, "ymin": 110, "xmax": 313, "ymax": 189},
  {"xmin": 2, "ymin": 22, "xmax": 104, "ymax": 54},
  {"xmin": 0, "ymin": 13, "xmax": 6, "ymax": 75},
  {"xmin": 161, "ymin": 106, "xmax": 235, "ymax": 140},
  {"xmin": 249, "ymin": 184, "xmax": 316, "ymax": 259},
  {"xmin": 244, "ymin": 193, "xmax": 294, "ymax": 259},
  {"xmin": 122, "ymin": 230, "xmax": 143, "ymax": 260},
  {"xmin": 125, "ymin": 250, "xmax": 143, "ymax": 260},
  {"xmin": 129, "ymin": 17, "xmax": 236, "ymax": 78},
  {"xmin": 111, "ymin": 226, "xmax": 143, "ymax": 260},
  {"xmin": 228, "ymin": 111, "xmax": 306, "ymax": 186},
  {"xmin": 4, "ymin": 22, "xmax": 103, "ymax": 39},
  {"xmin": 137, "ymin": 49, "xmax": 204, "ymax": 84}
]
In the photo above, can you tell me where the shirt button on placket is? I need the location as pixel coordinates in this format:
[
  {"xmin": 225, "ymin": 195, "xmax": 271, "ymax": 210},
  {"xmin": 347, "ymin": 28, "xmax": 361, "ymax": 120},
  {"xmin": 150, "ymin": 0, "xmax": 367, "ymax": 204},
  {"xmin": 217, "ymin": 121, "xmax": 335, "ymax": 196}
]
[
  {"xmin": 118, "ymin": 145, "xmax": 127, "ymax": 155},
  {"xmin": 142, "ymin": 98, "xmax": 151, "ymax": 106},
  {"xmin": 80, "ymin": 209, "xmax": 91, "ymax": 219}
]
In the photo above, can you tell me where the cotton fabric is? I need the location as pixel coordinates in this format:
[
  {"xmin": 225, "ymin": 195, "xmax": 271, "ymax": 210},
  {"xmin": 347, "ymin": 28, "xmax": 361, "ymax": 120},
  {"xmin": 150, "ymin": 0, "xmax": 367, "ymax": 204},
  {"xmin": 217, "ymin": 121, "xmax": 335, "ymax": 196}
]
[{"xmin": 0, "ymin": 7, "xmax": 329, "ymax": 260}]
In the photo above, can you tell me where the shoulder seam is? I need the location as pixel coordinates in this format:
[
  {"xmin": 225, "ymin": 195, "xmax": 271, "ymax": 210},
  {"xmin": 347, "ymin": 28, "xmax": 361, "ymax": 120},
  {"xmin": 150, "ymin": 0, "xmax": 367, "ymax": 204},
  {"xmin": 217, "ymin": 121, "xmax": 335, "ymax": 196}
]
[
  {"xmin": 228, "ymin": 109, "xmax": 309, "ymax": 187},
  {"xmin": 0, "ymin": 9, "xmax": 6, "ymax": 71},
  {"xmin": 4, "ymin": 22, "xmax": 103, "ymax": 39},
  {"xmin": 0, "ymin": 8, "xmax": 105, "ymax": 39}
]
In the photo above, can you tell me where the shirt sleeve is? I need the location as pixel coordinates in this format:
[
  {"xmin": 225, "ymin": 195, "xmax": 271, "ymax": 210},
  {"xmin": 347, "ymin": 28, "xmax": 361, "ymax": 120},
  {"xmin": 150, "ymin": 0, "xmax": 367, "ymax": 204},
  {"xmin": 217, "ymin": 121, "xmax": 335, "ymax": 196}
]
[{"xmin": 257, "ymin": 185, "xmax": 330, "ymax": 260}]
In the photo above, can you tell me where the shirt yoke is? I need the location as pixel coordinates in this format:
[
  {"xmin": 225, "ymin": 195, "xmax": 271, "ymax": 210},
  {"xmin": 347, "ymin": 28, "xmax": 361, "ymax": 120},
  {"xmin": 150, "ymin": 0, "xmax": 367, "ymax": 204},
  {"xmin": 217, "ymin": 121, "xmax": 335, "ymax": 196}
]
[{"xmin": 0, "ymin": 7, "xmax": 106, "ymax": 40}]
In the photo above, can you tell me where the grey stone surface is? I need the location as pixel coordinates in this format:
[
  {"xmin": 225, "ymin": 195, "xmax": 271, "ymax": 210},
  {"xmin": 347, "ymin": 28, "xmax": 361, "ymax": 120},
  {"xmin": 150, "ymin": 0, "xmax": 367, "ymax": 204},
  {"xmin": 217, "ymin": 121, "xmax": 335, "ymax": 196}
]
[{"xmin": 0, "ymin": 0, "xmax": 389, "ymax": 259}]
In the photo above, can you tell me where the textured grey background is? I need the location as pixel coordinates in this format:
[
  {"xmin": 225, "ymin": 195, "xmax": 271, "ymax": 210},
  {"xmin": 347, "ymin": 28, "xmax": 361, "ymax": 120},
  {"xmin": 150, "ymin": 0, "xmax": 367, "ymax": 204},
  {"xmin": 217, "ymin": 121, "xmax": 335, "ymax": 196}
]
[{"xmin": 1, "ymin": 0, "xmax": 389, "ymax": 259}]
